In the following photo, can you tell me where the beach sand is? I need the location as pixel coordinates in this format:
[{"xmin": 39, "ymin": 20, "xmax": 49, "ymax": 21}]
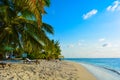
[{"xmin": 0, "ymin": 60, "xmax": 96, "ymax": 80}]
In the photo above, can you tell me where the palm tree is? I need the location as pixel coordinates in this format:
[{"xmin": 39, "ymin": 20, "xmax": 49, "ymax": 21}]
[
  {"xmin": 0, "ymin": 0, "xmax": 62, "ymax": 59},
  {"xmin": 12, "ymin": 0, "xmax": 50, "ymax": 28},
  {"xmin": 43, "ymin": 40, "xmax": 61, "ymax": 60},
  {"xmin": 22, "ymin": 22, "xmax": 54, "ymax": 53},
  {"xmin": 0, "ymin": 0, "xmax": 52, "ymax": 55}
]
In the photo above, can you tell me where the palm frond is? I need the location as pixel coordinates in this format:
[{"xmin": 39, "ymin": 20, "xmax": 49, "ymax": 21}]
[{"xmin": 42, "ymin": 23, "xmax": 54, "ymax": 34}]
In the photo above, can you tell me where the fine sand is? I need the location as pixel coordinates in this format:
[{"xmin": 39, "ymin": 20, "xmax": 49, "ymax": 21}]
[{"xmin": 0, "ymin": 60, "xmax": 96, "ymax": 80}]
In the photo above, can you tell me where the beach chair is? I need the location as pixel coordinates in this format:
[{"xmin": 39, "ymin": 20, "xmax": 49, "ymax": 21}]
[{"xmin": 24, "ymin": 58, "xmax": 39, "ymax": 64}]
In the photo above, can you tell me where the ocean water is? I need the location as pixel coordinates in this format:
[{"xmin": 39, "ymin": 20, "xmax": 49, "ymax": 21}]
[
  {"xmin": 64, "ymin": 58, "xmax": 120, "ymax": 72},
  {"xmin": 2, "ymin": 60, "xmax": 23, "ymax": 64},
  {"xmin": 64, "ymin": 58, "xmax": 120, "ymax": 80}
]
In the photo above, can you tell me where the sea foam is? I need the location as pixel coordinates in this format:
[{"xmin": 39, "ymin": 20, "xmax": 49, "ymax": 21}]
[{"xmin": 80, "ymin": 63, "xmax": 120, "ymax": 80}]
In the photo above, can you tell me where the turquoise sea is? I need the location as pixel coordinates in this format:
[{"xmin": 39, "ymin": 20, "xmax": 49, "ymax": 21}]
[
  {"xmin": 64, "ymin": 58, "xmax": 120, "ymax": 80},
  {"xmin": 64, "ymin": 58, "xmax": 120, "ymax": 72}
]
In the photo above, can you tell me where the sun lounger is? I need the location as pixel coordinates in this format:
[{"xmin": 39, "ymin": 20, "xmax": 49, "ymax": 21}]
[{"xmin": 23, "ymin": 58, "xmax": 39, "ymax": 64}]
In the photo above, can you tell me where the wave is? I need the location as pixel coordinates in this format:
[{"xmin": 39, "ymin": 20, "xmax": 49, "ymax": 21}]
[
  {"xmin": 79, "ymin": 63, "xmax": 120, "ymax": 80},
  {"xmin": 102, "ymin": 67, "xmax": 120, "ymax": 75},
  {"xmin": 79, "ymin": 62, "xmax": 120, "ymax": 76}
]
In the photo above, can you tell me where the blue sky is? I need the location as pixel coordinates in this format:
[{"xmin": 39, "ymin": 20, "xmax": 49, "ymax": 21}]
[{"xmin": 43, "ymin": 0, "xmax": 120, "ymax": 58}]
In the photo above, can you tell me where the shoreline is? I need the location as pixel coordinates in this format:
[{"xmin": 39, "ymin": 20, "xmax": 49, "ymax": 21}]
[
  {"xmin": 0, "ymin": 60, "xmax": 97, "ymax": 80},
  {"xmin": 63, "ymin": 61, "xmax": 97, "ymax": 80},
  {"xmin": 80, "ymin": 63, "xmax": 120, "ymax": 80}
]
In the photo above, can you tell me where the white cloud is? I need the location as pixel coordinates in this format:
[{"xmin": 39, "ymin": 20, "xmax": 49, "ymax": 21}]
[
  {"xmin": 78, "ymin": 42, "xmax": 82, "ymax": 46},
  {"xmin": 99, "ymin": 38, "xmax": 106, "ymax": 42},
  {"xmin": 83, "ymin": 9, "xmax": 98, "ymax": 20},
  {"xmin": 68, "ymin": 44, "xmax": 74, "ymax": 48},
  {"xmin": 113, "ymin": 44, "xmax": 120, "ymax": 47},
  {"xmin": 102, "ymin": 43, "xmax": 112, "ymax": 47},
  {"xmin": 62, "ymin": 42, "xmax": 120, "ymax": 58},
  {"xmin": 107, "ymin": 0, "xmax": 120, "ymax": 12},
  {"xmin": 117, "ymin": 6, "xmax": 120, "ymax": 10}
]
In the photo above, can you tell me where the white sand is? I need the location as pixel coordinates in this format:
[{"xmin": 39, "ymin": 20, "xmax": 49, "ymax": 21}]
[{"xmin": 0, "ymin": 60, "xmax": 96, "ymax": 80}]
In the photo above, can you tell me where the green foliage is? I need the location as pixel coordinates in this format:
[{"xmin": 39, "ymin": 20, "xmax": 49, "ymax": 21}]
[
  {"xmin": 0, "ymin": 0, "xmax": 62, "ymax": 60},
  {"xmin": 27, "ymin": 52, "xmax": 45, "ymax": 59},
  {"xmin": 43, "ymin": 40, "xmax": 61, "ymax": 60}
]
